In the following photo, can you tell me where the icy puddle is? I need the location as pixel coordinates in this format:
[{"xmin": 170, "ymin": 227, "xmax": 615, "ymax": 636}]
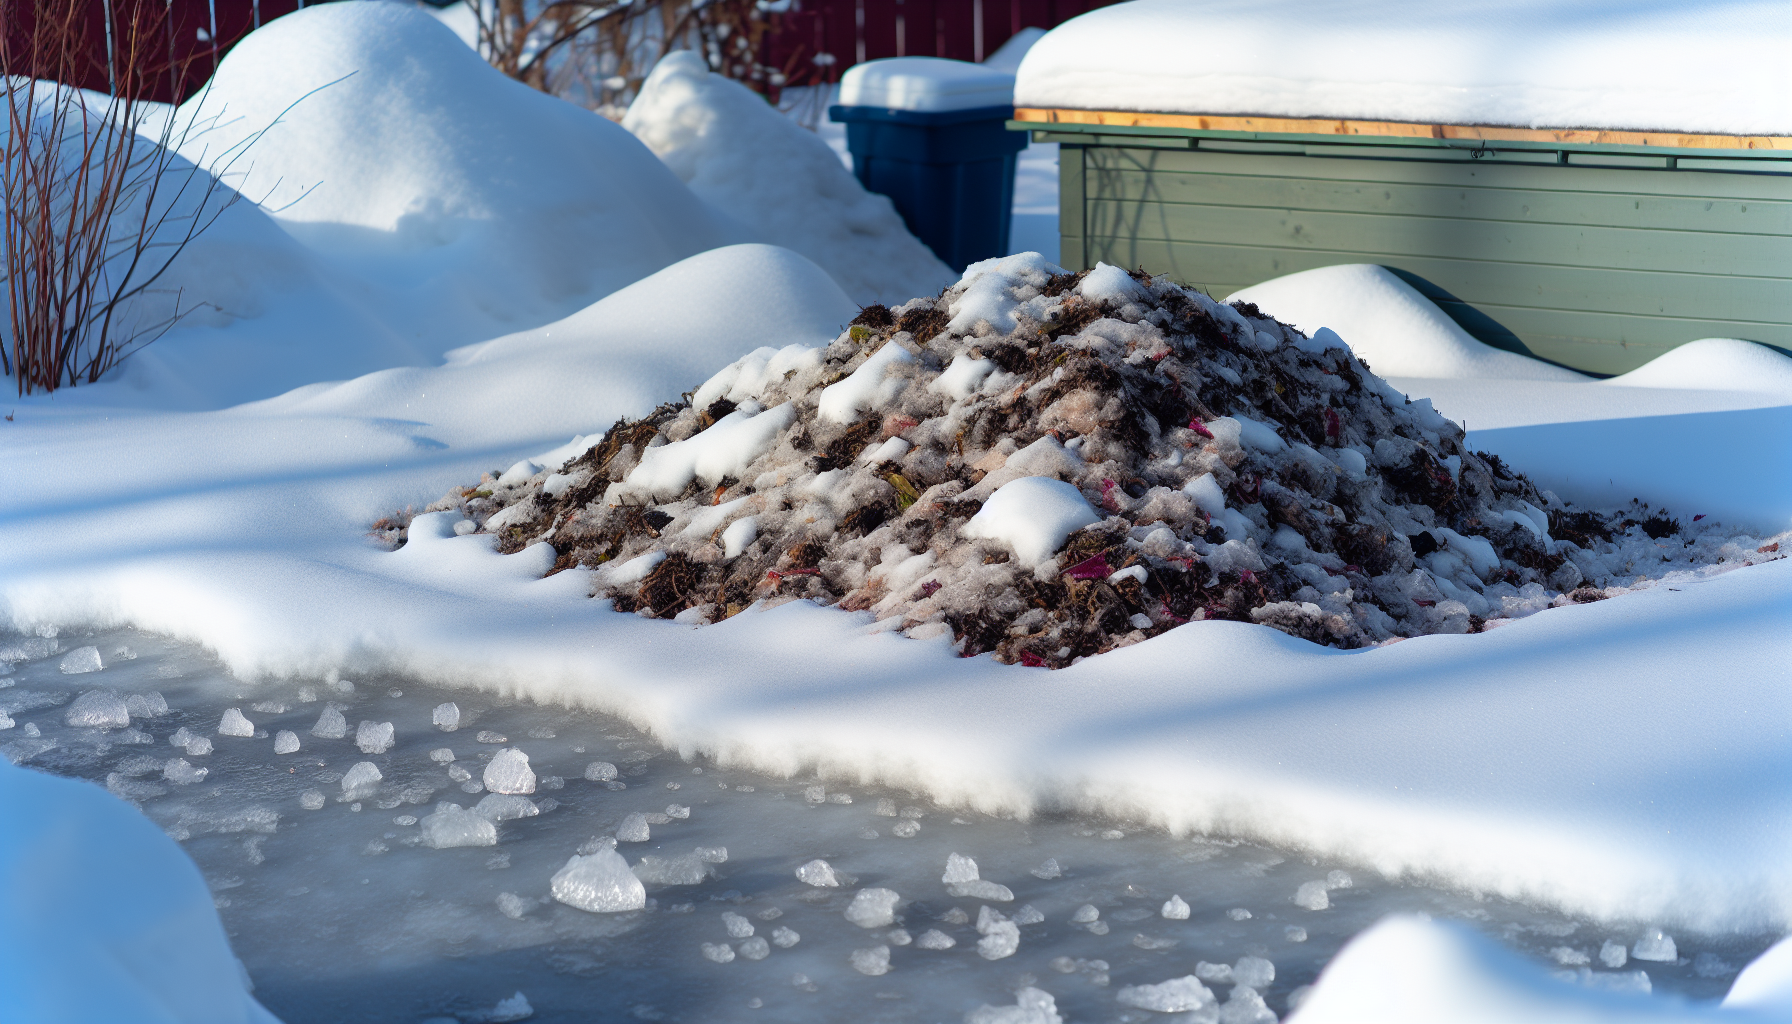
[{"xmin": 3, "ymin": 626, "xmax": 1774, "ymax": 1023}]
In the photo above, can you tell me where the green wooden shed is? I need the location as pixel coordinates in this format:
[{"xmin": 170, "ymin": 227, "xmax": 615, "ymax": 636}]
[{"xmin": 1013, "ymin": 110, "xmax": 1791, "ymax": 376}]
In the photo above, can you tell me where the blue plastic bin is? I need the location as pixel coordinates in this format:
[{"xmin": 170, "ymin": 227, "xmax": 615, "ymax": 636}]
[{"xmin": 830, "ymin": 103, "xmax": 1027, "ymax": 273}]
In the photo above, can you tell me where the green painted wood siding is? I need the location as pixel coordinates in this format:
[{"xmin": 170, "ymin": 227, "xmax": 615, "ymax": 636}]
[{"xmin": 1052, "ymin": 141, "xmax": 1792, "ymax": 375}]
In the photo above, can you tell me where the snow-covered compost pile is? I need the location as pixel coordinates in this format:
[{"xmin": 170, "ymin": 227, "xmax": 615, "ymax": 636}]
[{"xmin": 407, "ymin": 254, "xmax": 1719, "ymax": 666}]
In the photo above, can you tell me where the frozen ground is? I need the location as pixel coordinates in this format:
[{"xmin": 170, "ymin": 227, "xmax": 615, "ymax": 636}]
[{"xmin": 4, "ymin": 625, "xmax": 1781, "ymax": 1023}]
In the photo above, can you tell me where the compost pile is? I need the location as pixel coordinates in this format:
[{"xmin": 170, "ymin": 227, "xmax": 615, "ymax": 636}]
[{"xmin": 409, "ymin": 255, "xmax": 1688, "ymax": 666}]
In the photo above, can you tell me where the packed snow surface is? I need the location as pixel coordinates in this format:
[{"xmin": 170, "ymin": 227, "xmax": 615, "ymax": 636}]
[
  {"xmin": 624, "ymin": 52, "xmax": 954, "ymax": 306},
  {"xmin": 1016, "ymin": 0, "xmax": 1792, "ymax": 135}
]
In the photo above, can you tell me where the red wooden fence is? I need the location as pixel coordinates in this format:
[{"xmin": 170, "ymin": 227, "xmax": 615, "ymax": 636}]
[{"xmin": 4, "ymin": 0, "xmax": 1121, "ymax": 104}]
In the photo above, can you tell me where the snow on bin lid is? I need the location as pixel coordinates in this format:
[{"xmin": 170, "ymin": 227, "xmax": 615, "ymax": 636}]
[
  {"xmin": 1015, "ymin": 0, "xmax": 1792, "ymax": 137},
  {"xmin": 840, "ymin": 57, "xmax": 1015, "ymax": 113}
]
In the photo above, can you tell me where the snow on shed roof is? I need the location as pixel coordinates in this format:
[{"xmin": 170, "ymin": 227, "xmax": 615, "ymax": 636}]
[{"xmin": 1015, "ymin": 0, "xmax": 1792, "ymax": 138}]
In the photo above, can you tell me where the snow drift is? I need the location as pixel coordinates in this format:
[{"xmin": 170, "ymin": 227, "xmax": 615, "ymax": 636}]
[{"xmin": 624, "ymin": 51, "xmax": 955, "ymax": 306}]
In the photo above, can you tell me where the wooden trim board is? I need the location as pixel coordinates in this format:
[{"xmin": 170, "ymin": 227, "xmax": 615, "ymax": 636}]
[{"xmin": 1014, "ymin": 108, "xmax": 1792, "ymax": 153}]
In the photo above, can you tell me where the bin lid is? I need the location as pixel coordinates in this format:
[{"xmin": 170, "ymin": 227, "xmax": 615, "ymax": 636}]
[{"xmin": 840, "ymin": 57, "xmax": 1015, "ymax": 114}]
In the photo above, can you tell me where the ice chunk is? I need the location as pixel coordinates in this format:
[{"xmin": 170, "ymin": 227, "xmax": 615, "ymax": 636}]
[
  {"xmin": 891, "ymin": 819, "xmax": 920, "ymax": 838},
  {"xmin": 416, "ymin": 802, "xmax": 494, "ymax": 848},
  {"xmin": 1232, "ymin": 956, "xmax": 1275, "ymax": 989},
  {"xmin": 65, "ymin": 690, "xmax": 130, "ymax": 730},
  {"xmin": 1163, "ymin": 895, "xmax": 1191, "ymax": 919},
  {"xmin": 772, "ymin": 926, "xmax": 801, "ymax": 948},
  {"xmin": 474, "ymin": 794, "xmax": 539, "ymax": 822},
  {"xmin": 1070, "ymin": 904, "xmax": 1100, "ymax": 923},
  {"xmin": 633, "ymin": 851, "xmax": 714, "ymax": 885},
  {"xmin": 876, "ymin": 798, "xmax": 899, "ymax": 817},
  {"xmin": 962, "ymin": 477, "xmax": 1100, "ymax": 565},
  {"xmin": 1117, "ymin": 975, "xmax": 1217, "ymax": 1013},
  {"xmin": 1031, "ymin": 858, "xmax": 1062, "ymax": 880},
  {"xmin": 978, "ymin": 920, "xmax": 1021, "ymax": 960},
  {"xmin": 696, "ymin": 846, "xmax": 728, "ymax": 863},
  {"xmin": 0, "ymin": 711, "xmax": 14, "ymax": 730},
  {"xmin": 466, "ymin": 991, "xmax": 533, "ymax": 1024},
  {"xmin": 299, "ymin": 790, "xmax": 326, "ymax": 810},
  {"xmin": 1228, "ymin": 908, "xmax": 1253, "ymax": 921},
  {"xmin": 1219, "ymin": 985, "xmax": 1276, "ymax": 1024},
  {"xmin": 496, "ymin": 892, "xmax": 533, "ymax": 920},
  {"xmin": 340, "ymin": 761, "xmax": 383, "ymax": 799},
  {"xmin": 738, "ymin": 937, "xmax": 770, "ymax": 960},
  {"xmin": 1197, "ymin": 961, "xmax": 1234, "ymax": 983},
  {"xmin": 430, "ymin": 748, "xmax": 456, "ymax": 762},
  {"xmin": 58, "ymin": 646, "xmax": 103, "ymax": 674},
  {"xmin": 184, "ymin": 736, "xmax": 213, "ymax": 756},
  {"xmin": 583, "ymin": 761, "xmax": 618, "ymax": 781},
  {"xmin": 163, "ymin": 758, "xmax": 208, "ymax": 785},
  {"xmin": 942, "ymin": 852, "xmax": 980, "ymax": 884},
  {"xmin": 849, "ymin": 945, "xmax": 891, "ymax": 976},
  {"xmin": 722, "ymin": 911, "xmax": 755, "ymax": 938},
  {"xmin": 701, "ymin": 942, "xmax": 735, "ymax": 963},
  {"xmin": 915, "ymin": 929, "xmax": 956, "ymax": 950},
  {"xmin": 484, "ymin": 748, "xmax": 536, "ymax": 795},
  {"xmin": 217, "ymin": 709, "xmax": 254, "ymax": 737},
  {"xmin": 475, "ymin": 730, "xmax": 507, "ymax": 743},
  {"xmin": 432, "ymin": 702, "xmax": 460, "ymax": 731},
  {"xmin": 1326, "ymin": 869, "xmax": 1353, "ymax": 889},
  {"xmin": 966, "ymin": 987, "xmax": 1062, "ymax": 1024},
  {"xmin": 1294, "ymin": 880, "xmax": 1330, "ymax": 910},
  {"xmin": 886, "ymin": 928, "xmax": 912, "ymax": 946},
  {"xmin": 355, "ymin": 720, "xmax": 395, "ymax": 754},
  {"xmin": 311, "ymin": 706, "xmax": 347, "ymax": 739},
  {"xmin": 845, "ymin": 888, "xmax": 901, "ymax": 928},
  {"xmin": 124, "ymin": 691, "xmax": 168, "ymax": 718},
  {"xmin": 1600, "ymin": 940, "xmax": 1629, "ymax": 968},
  {"xmin": 1013, "ymin": 905, "xmax": 1045, "ymax": 925},
  {"xmin": 273, "ymin": 730, "xmax": 300, "ymax": 754},
  {"xmin": 617, "ymin": 811, "xmax": 651, "ymax": 842},
  {"xmin": 1285, "ymin": 925, "xmax": 1308, "ymax": 942},
  {"xmin": 665, "ymin": 804, "xmax": 689, "ymax": 819},
  {"xmin": 950, "ymin": 879, "xmax": 1015, "ymax": 901},
  {"xmin": 1633, "ymin": 929, "xmax": 1677, "ymax": 962},
  {"xmin": 796, "ymin": 858, "xmax": 841, "ymax": 886}
]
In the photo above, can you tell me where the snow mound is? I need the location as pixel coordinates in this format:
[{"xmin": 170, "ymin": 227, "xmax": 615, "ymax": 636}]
[
  {"xmin": 0, "ymin": 758, "xmax": 280, "ymax": 1023},
  {"xmin": 1604, "ymin": 339, "xmax": 1792, "ymax": 397},
  {"xmin": 177, "ymin": 3, "xmax": 740, "ymax": 330},
  {"xmin": 624, "ymin": 51, "xmax": 954, "ymax": 306},
  {"xmin": 1227, "ymin": 265, "xmax": 1585, "ymax": 382},
  {"xmin": 1015, "ymin": 0, "xmax": 1792, "ymax": 136},
  {"xmin": 452, "ymin": 257, "xmax": 1740, "ymax": 663},
  {"xmin": 1294, "ymin": 914, "xmax": 1755, "ymax": 1022}
]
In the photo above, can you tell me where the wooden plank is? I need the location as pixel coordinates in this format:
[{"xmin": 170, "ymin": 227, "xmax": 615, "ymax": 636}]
[
  {"xmin": 1014, "ymin": 107, "xmax": 1792, "ymax": 153},
  {"xmin": 1081, "ymin": 165, "xmax": 1792, "ymax": 237},
  {"xmin": 1080, "ymin": 197, "xmax": 1792, "ymax": 278},
  {"xmin": 1079, "ymin": 238, "xmax": 1791, "ymax": 340},
  {"xmin": 1059, "ymin": 144, "xmax": 1087, "ymax": 272},
  {"xmin": 1083, "ymin": 145, "xmax": 1792, "ymax": 203}
]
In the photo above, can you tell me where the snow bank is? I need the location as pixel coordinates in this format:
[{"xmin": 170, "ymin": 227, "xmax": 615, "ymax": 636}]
[
  {"xmin": 1015, "ymin": 0, "xmax": 1792, "ymax": 136},
  {"xmin": 1227, "ymin": 265, "xmax": 1586, "ymax": 382},
  {"xmin": 1292, "ymin": 915, "xmax": 1774, "ymax": 1023},
  {"xmin": 0, "ymin": 759, "xmax": 280, "ymax": 1023},
  {"xmin": 624, "ymin": 51, "xmax": 954, "ymax": 306},
  {"xmin": 175, "ymin": 4, "xmax": 740, "ymax": 333},
  {"xmin": 1606, "ymin": 339, "xmax": 1792, "ymax": 397}
]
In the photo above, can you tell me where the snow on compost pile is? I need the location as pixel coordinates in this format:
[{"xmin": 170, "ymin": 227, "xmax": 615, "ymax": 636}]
[
  {"xmin": 418, "ymin": 254, "xmax": 1769, "ymax": 664},
  {"xmin": 624, "ymin": 52, "xmax": 955, "ymax": 307},
  {"xmin": 169, "ymin": 3, "xmax": 742, "ymax": 340},
  {"xmin": 1016, "ymin": 0, "xmax": 1792, "ymax": 136}
]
